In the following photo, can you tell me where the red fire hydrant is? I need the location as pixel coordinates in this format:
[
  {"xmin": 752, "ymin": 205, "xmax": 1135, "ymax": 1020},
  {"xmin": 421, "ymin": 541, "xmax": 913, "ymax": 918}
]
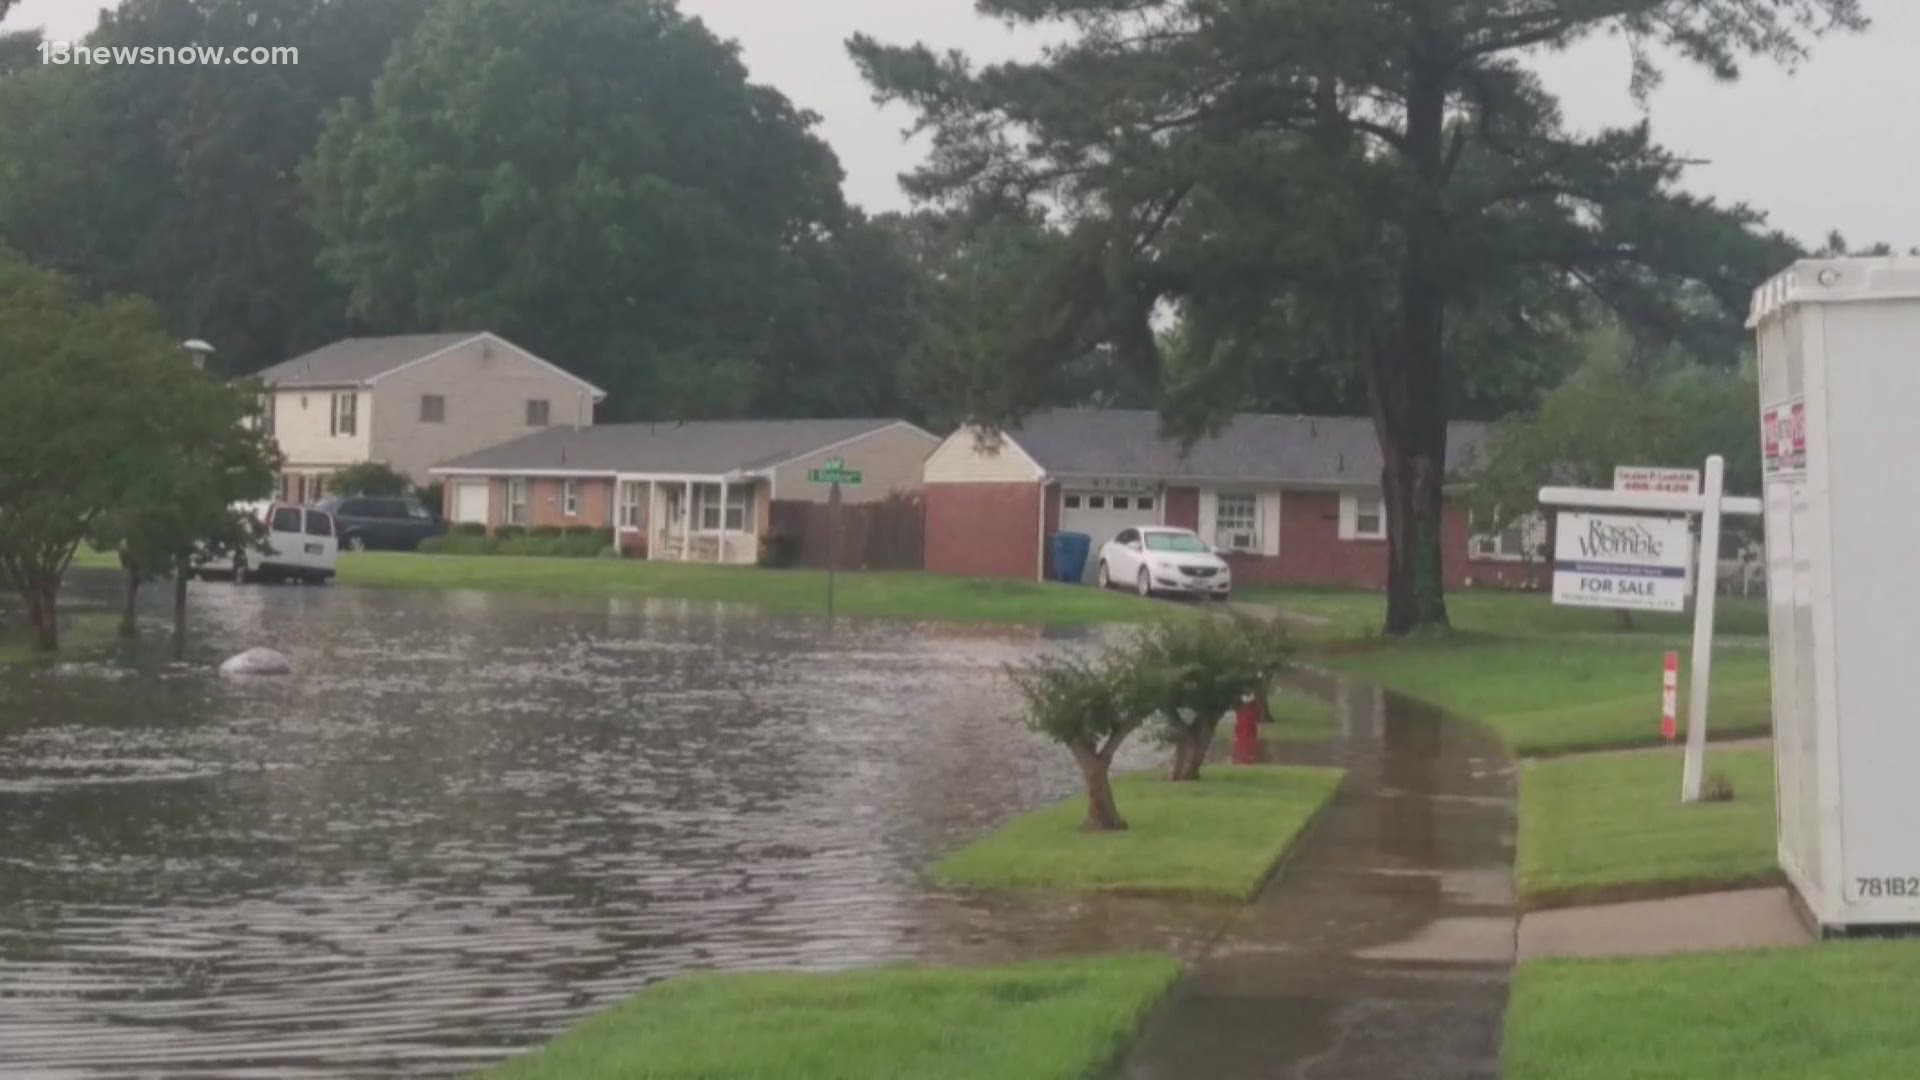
[{"xmin": 1232, "ymin": 698, "xmax": 1262, "ymax": 765}]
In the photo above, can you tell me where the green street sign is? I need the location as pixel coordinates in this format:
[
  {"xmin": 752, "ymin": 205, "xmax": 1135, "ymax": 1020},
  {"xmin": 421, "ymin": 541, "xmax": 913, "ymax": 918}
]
[{"xmin": 809, "ymin": 465, "xmax": 863, "ymax": 485}]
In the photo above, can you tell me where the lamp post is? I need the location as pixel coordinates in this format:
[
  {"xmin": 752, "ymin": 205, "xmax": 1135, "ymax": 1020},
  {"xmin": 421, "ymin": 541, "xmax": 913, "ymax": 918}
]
[{"xmin": 181, "ymin": 338, "xmax": 215, "ymax": 370}]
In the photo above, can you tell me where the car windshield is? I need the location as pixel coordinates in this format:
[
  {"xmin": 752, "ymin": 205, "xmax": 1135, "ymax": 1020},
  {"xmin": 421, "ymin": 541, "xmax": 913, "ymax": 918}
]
[{"xmin": 1145, "ymin": 532, "xmax": 1210, "ymax": 553}]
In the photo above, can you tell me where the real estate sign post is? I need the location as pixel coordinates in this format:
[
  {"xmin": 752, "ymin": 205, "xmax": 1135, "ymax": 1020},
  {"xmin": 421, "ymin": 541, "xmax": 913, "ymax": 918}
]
[
  {"xmin": 809, "ymin": 459, "xmax": 863, "ymax": 625},
  {"xmin": 1541, "ymin": 455, "xmax": 1761, "ymax": 803}
]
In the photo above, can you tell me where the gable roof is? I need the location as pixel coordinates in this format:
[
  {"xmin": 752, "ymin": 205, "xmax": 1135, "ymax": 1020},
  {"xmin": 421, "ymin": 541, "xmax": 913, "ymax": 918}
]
[
  {"xmin": 993, "ymin": 409, "xmax": 1491, "ymax": 486},
  {"xmin": 434, "ymin": 419, "xmax": 921, "ymax": 477},
  {"xmin": 255, "ymin": 332, "xmax": 606, "ymax": 399}
]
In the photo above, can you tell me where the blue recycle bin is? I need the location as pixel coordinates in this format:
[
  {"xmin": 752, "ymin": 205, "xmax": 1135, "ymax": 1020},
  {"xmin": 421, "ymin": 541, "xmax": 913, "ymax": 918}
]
[{"xmin": 1050, "ymin": 532, "xmax": 1093, "ymax": 585}]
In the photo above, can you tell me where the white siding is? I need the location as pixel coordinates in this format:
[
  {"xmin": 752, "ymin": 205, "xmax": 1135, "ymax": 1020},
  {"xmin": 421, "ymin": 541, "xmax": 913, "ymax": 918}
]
[
  {"xmin": 369, "ymin": 336, "xmax": 598, "ymax": 482},
  {"xmin": 1259, "ymin": 492, "xmax": 1283, "ymax": 557},
  {"xmin": 269, "ymin": 387, "xmax": 372, "ymax": 468},
  {"xmin": 923, "ymin": 426, "xmax": 1045, "ymax": 484},
  {"xmin": 771, "ymin": 424, "xmax": 940, "ymax": 503}
]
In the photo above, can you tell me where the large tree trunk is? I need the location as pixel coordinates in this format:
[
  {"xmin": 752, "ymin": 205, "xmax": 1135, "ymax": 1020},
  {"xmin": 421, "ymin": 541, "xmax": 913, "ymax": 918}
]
[
  {"xmin": 1371, "ymin": 44, "xmax": 1453, "ymax": 637},
  {"xmin": 121, "ymin": 572, "xmax": 141, "ymax": 639},
  {"xmin": 1073, "ymin": 747, "xmax": 1127, "ymax": 832},
  {"xmin": 22, "ymin": 578, "xmax": 59, "ymax": 652},
  {"xmin": 171, "ymin": 565, "xmax": 190, "ymax": 662}
]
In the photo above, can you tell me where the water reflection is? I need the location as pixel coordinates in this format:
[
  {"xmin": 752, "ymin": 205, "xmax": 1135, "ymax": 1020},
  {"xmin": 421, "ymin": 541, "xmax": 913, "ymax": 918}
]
[{"xmin": 2, "ymin": 576, "xmax": 1200, "ymax": 1078}]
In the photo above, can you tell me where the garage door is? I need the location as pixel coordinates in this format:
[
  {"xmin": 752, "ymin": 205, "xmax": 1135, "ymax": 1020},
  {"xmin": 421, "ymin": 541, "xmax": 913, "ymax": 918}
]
[
  {"xmin": 1061, "ymin": 490, "xmax": 1160, "ymax": 580},
  {"xmin": 452, "ymin": 481, "xmax": 491, "ymax": 525}
]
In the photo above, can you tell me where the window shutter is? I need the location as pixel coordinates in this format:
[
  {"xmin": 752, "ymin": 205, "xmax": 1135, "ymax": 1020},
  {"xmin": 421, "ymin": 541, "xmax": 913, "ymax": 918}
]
[
  {"xmin": 1338, "ymin": 493, "xmax": 1358, "ymax": 541},
  {"xmin": 1199, "ymin": 489, "xmax": 1219, "ymax": 545},
  {"xmin": 1260, "ymin": 492, "xmax": 1282, "ymax": 557}
]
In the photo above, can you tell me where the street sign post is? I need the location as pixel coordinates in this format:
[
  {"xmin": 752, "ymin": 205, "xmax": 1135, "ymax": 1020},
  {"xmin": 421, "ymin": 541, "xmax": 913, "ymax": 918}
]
[
  {"xmin": 810, "ymin": 459, "xmax": 863, "ymax": 626},
  {"xmin": 1541, "ymin": 455, "xmax": 1762, "ymax": 803}
]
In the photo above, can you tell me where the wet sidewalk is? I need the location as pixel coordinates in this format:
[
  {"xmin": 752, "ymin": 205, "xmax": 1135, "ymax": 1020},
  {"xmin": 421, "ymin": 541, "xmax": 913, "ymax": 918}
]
[{"xmin": 1120, "ymin": 675, "xmax": 1518, "ymax": 1080}]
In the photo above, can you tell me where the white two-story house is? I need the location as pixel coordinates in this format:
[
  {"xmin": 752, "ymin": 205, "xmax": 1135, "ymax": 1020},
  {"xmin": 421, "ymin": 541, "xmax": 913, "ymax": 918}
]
[{"xmin": 254, "ymin": 332, "xmax": 607, "ymax": 502}]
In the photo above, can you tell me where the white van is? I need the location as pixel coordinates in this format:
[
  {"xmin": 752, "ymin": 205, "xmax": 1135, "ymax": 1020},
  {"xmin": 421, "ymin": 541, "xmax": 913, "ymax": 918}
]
[{"xmin": 198, "ymin": 501, "xmax": 339, "ymax": 584}]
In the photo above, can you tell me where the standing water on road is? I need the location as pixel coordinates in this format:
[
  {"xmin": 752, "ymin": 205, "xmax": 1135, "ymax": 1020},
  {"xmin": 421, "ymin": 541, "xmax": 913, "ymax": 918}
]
[{"xmin": 0, "ymin": 577, "xmax": 1164, "ymax": 1077}]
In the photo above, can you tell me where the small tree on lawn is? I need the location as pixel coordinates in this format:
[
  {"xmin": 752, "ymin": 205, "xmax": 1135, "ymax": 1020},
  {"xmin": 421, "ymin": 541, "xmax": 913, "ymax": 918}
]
[
  {"xmin": 1009, "ymin": 646, "xmax": 1166, "ymax": 832},
  {"xmin": 1145, "ymin": 615, "xmax": 1293, "ymax": 783},
  {"xmin": 331, "ymin": 462, "xmax": 411, "ymax": 497},
  {"xmin": 0, "ymin": 249, "xmax": 180, "ymax": 652},
  {"xmin": 92, "ymin": 369, "xmax": 277, "ymax": 654}
]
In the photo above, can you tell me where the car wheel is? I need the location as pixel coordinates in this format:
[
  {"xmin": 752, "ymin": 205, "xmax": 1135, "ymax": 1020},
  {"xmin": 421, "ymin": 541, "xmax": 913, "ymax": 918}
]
[
  {"xmin": 1097, "ymin": 561, "xmax": 1111, "ymax": 590},
  {"xmin": 345, "ymin": 534, "xmax": 368, "ymax": 553},
  {"xmin": 1136, "ymin": 568, "xmax": 1153, "ymax": 598}
]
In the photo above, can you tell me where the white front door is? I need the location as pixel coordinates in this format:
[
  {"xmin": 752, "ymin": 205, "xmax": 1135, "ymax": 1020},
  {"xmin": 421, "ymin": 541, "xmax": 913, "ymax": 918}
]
[{"xmin": 453, "ymin": 482, "xmax": 490, "ymax": 525}]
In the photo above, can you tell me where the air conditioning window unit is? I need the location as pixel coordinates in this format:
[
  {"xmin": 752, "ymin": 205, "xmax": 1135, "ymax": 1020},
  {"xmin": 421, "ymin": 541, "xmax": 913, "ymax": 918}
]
[{"xmin": 1225, "ymin": 531, "xmax": 1257, "ymax": 552}]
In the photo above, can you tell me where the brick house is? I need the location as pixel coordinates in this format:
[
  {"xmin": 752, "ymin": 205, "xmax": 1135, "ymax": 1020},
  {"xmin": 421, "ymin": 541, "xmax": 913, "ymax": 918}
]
[
  {"xmin": 432, "ymin": 419, "xmax": 938, "ymax": 563},
  {"xmin": 922, "ymin": 409, "xmax": 1542, "ymax": 590},
  {"xmin": 254, "ymin": 332, "xmax": 606, "ymax": 501}
]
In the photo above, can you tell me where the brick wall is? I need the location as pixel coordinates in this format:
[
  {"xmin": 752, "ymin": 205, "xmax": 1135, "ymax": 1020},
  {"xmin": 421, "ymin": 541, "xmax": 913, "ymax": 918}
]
[
  {"xmin": 1222, "ymin": 493, "xmax": 1541, "ymax": 590},
  {"xmin": 925, "ymin": 482, "xmax": 1043, "ymax": 580},
  {"xmin": 522, "ymin": 478, "xmax": 615, "ymax": 529}
]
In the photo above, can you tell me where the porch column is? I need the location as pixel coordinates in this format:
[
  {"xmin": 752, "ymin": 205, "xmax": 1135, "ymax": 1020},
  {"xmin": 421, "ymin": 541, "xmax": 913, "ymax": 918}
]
[
  {"xmin": 717, "ymin": 478, "xmax": 730, "ymax": 564},
  {"xmin": 682, "ymin": 480, "xmax": 693, "ymax": 561},
  {"xmin": 648, "ymin": 480, "xmax": 658, "ymax": 559}
]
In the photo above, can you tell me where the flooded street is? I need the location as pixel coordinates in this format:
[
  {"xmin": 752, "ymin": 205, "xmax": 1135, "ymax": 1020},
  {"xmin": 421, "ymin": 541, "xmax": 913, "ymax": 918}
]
[{"xmin": 1, "ymin": 576, "xmax": 1184, "ymax": 1078}]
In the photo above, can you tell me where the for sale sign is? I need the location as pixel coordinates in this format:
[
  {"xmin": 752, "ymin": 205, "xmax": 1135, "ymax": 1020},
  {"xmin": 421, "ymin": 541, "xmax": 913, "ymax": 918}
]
[
  {"xmin": 1615, "ymin": 466, "xmax": 1702, "ymax": 496},
  {"xmin": 1552, "ymin": 513, "xmax": 1694, "ymax": 613},
  {"xmin": 1762, "ymin": 398, "xmax": 1807, "ymax": 478}
]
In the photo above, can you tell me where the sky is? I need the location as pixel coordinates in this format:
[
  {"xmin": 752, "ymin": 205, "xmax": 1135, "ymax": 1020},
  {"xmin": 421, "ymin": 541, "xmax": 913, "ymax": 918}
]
[{"xmin": 7, "ymin": 0, "xmax": 1918, "ymax": 249}]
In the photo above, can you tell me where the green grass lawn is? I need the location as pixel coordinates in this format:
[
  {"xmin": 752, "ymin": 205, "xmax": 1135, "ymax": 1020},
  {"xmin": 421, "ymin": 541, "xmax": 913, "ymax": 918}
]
[
  {"xmin": 484, "ymin": 955, "xmax": 1181, "ymax": 1080},
  {"xmin": 936, "ymin": 766, "xmax": 1345, "ymax": 900},
  {"xmin": 1517, "ymin": 748, "xmax": 1778, "ymax": 909},
  {"xmin": 0, "ymin": 609, "xmax": 120, "ymax": 664},
  {"xmin": 1246, "ymin": 587, "xmax": 1768, "ymax": 643},
  {"xmin": 1323, "ymin": 636, "xmax": 1772, "ymax": 757},
  {"xmin": 1505, "ymin": 940, "xmax": 1920, "ymax": 1080},
  {"xmin": 328, "ymin": 552, "xmax": 1162, "ymax": 625},
  {"xmin": 1260, "ymin": 688, "xmax": 1340, "ymax": 744}
]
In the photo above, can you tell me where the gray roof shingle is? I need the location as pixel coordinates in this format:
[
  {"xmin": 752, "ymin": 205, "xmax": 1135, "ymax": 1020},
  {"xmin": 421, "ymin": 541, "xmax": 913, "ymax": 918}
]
[
  {"xmin": 436, "ymin": 419, "xmax": 913, "ymax": 476},
  {"xmin": 254, "ymin": 333, "xmax": 484, "ymax": 388},
  {"xmin": 1005, "ymin": 409, "xmax": 1490, "ymax": 485}
]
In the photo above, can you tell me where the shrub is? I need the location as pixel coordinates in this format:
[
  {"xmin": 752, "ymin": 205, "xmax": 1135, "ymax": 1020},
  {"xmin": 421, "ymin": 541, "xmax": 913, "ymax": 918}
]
[
  {"xmin": 331, "ymin": 462, "xmax": 411, "ymax": 497},
  {"xmin": 759, "ymin": 532, "xmax": 802, "ymax": 569},
  {"xmin": 1007, "ymin": 641, "xmax": 1170, "ymax": 832},
  {"xmin": 529, "ymin": 525, "xmax": 566, "ymax": 539},
  {"xmin": 1138, "ymin": 615, "xmax": 1294, "ymax": 782},
  {"xmin": 420, "ymin": 534, "xmax": 497, "ymax": 556},
  {"xmin": 494, "ymin": 525, "xmax": 528, "ymax": 541},
  {"xmin": 451, "ymin": 522, "xmax": 488, "ymax": 538}
]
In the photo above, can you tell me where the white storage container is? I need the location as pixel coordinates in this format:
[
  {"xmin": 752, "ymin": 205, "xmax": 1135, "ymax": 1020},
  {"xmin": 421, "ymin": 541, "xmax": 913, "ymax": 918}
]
[{"xmin": 1750, "ymin": 257, "xmax": 1920, "ymax": 932}]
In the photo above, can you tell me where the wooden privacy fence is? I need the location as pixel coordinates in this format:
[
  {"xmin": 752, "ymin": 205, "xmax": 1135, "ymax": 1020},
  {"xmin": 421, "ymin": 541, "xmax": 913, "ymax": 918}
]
[{"xmin": 768, "ymin": 494, "xmax": 925, "ymax": 571}]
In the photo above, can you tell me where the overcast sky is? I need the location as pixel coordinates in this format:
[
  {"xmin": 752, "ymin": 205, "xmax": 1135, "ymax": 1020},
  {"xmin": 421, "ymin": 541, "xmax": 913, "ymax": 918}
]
[{"xmin": 8, "ymin": 0, "xmax": 1917, "ymax": 249}]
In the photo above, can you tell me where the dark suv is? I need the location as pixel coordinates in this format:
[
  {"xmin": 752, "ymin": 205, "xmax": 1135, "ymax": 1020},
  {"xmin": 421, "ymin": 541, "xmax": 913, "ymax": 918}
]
[{"xmin": 317, "ymin": 496, "xmax": 446, "ymax": 552}]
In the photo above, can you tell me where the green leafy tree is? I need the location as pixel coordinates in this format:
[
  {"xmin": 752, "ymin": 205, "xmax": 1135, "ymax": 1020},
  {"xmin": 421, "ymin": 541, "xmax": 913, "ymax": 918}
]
[
  {"xmin": 305, "ymin": 0, "xmax": 849, "ymax": 421},
  {"xmin": 0, "ymin": 0, "xmax": 433, "ymax": 372},
  {"xmin": 92, "ymin": 373, "xmax": 277, "ymax": 654},
  {"xmin": 1141, "ymin": 615, "xmax": 1294, "ymax": 782},
  {"xmin": 851, "ymin": 0, "xmax": 1855, "ymax": 635},
  {"xmin": 1008, "ymin": 645, "xmax": 1169, "ymax": 832},
  {"xmin": 0, "ymin": 250, "xmax": 185, "ymax": 651},
  {"xmin": 1469, "ymin": 326, "xmax": 1762, "ymax": 534},
  {"xmin": 331, "ymin": 462, "xmax": 411, "ymax": 498}
]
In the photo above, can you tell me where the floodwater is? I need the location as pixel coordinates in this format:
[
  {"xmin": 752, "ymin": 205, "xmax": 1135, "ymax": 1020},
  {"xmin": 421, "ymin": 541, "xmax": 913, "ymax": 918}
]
[
  {"xmin": 1, "ymin": 577, "xmax": 1519, "ymax": 1080},
  {"xmin": 0, "ymin": 577, "xmax": 1204, "ymax": 1078},
  {"xmin": 1122, "ymin": 674, "xmax": 1518, "ymax": 1079}
]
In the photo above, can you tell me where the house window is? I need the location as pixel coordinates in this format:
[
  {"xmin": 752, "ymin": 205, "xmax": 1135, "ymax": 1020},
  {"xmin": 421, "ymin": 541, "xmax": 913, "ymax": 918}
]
[
  {"xmin": 1354, "ymin": 493, "xmax": 1386, "ymax": 539},
  {"xmin": 1135, "ymin": 496, "xmax": 1156, "ymax": 512},
  {"xmin": 1064, "ymin": 494, "xmax": 1082, "ymax": 510},
  {"xmin": 1215, "ymin": 493, "xmax": 1259, "ymax": 551},
  {"xmin": 619, "ymin": 481, "xmax": 646, "ymax": 529},
  {"xmin": 526, "ymin": 399, "xmax": 550, "ymax": 427},
  {"xmin": 420, "ymin": 394, "xmax": 445, "ymax": 423},
  {"xmin": 1471, "ymin": 512, "xmax": 1541, "ymax": 562},
  {"xmin": 697, "ymin": 486, "xmax": 752, "ymax": 532},
  {"xmin": 1087, "ymin": 495, "xmax": 1107, "ymax": 510},
  {"xmin": 330, "ymin": 392, "xmax": 357, "ymax": 437},
  {"xmin": 562, "ymin": 479, "xmax": 580, "ymax": 518},
  {"xmin": 505, "ymin": 479, "xmax": 529, "ymax": 525}
]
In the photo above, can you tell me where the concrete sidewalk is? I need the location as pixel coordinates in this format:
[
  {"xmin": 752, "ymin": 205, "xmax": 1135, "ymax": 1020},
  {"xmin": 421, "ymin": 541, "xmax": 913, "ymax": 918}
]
[{"xmin": 1519, "ymin": 887, "xmax": 1812, "ymax": 961}]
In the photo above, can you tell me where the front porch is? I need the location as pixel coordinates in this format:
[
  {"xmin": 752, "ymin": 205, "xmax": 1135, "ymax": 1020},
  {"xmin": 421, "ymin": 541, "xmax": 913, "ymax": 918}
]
[{"xmin": 617, "ymin": 474, "xmax": 765, "ymax": 566}]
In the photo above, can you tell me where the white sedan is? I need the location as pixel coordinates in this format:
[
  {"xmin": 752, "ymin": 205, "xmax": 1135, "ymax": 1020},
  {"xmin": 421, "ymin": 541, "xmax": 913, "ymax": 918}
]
[{"xmin": 1095, "ymin": 527, "xmax": 1233, "ymax": 600}]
